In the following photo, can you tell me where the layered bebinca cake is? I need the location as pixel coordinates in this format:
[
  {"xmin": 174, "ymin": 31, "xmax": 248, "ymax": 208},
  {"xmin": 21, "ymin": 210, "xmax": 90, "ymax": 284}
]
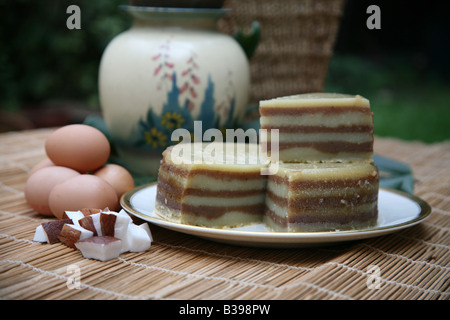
[
  {"xmin": 259, "ymin": 93, "xmax": 374, "ymax": 162},
  {"xmin": 264, "ymin": 162, "xmax": 379, "ymax": 232},
  {"xmin": 154, "ymin": 142, "xmax": 268, "ymax": 228}
]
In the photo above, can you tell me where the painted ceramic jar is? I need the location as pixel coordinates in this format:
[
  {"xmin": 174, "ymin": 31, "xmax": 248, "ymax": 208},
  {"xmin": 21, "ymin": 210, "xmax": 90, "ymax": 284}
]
[{"xmin": 99, "ymin": 6, "xmax": 259, "ymax": 176}]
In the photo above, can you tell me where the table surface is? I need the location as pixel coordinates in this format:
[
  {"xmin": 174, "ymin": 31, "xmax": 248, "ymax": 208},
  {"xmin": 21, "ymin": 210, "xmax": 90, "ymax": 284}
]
[{"xmin": 0, "ymin": 128, "xmax": 449, "ymax": 300}]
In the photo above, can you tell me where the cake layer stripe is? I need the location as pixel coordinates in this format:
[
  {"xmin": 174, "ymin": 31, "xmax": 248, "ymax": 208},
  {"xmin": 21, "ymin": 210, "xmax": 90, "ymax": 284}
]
[
  {"xmin": 156, "ymin": 193, "xmax": 267, "ymax": 218},
  {"xmin": 264, "ymin": 207, "xmax": 287, "ymax": 228},
  {"xmin": 158, "ymin": 164, "xmax": 266, "ymax": 193},
  {"xmin": 157, "ymin": 175, "xmax": 184, "ymax": 198},
  {"xmin": 266, "ymin": 196, "xmax": 377, "ymax": 219},
  {"xmin": 157, "ymin": 176, "xmax": 265, "ymax": 198},
  {"xmin": 156, "ymin": 191, "xmax": 181, "ymax": 211},
  {"xmin": 182, "ymin": 203, "xmax": 265, "ymax": 219},
  {"xmin": 185, "ymin": 194, "xmax": 266, "ymax": 207},
  {"xmin": 264, "ymin": 206, "xmax": 377, "ymax": 226},
  {"xmin": 260, "ymin": 106, "xmax": 371, "ymax": 116},
  {"xmin": 162, "ymin": 161, "xmax": 263, "ymax": 180},
  {"xmin": 261, "ymin": 124, "xmax": 373, "ymax": 133},
  {"xmin": 276, "ymin": 149, "xmax": 373, "ymax": 161},
  {"xmin": 287, "ymin": 204, "xmax": 378, "ymax": 224},
  {"xmin": 185, "ymin": 188, "xmax": 266, "ymax": 198},
  {"xmin": 266, "ymin": 189, "xmax": 378, "ymax": 209},
  {"xmin": 268, "ymin": 174, "xmax": 379, "ymax": 190},
  {"xmin": 161, "ymin": 160, "xmax": 263, "ymax": 179},
  {"xmin": 188, "ymin": 175, "xmax": 267, "ymax": 192},
  {"xmin": 260, "ymin": 113, "xmax": 373, "ymax": 128},
  {"xmin": 160, "ymin": 161, "xmax": 189, "ymax": 177},
  {"xmin": 265, "ymin": 132, "xmax": 373, "ymax": 144},
  {"xmin": 189, "ymin": 169, "xmax": 263, "ymax": 180},
  {"xmin": 264, "ymin": 141, "xmax": 373, "ymax": 153},
  {"xmin": 267, "ymin": 183, "xmax": 377, "ymax": 200}
]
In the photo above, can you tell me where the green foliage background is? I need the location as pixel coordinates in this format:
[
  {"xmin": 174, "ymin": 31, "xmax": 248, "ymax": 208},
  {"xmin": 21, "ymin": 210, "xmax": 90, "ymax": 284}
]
[
  {"xmin": 0, "ymin": 0, "xmax": 130, "ymax": 111},
  {"xmin": 325, "ymin": 55, "xmax": 450, "ymax": 143}
]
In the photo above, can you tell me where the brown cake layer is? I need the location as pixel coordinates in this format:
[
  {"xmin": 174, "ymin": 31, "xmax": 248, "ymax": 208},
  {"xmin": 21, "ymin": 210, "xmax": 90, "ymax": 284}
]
[
  {"xmin": 273, "ymin": 141, "xmax": 373, "ymax": 153},
  {"xmin": 262, "ymin": 125, "xmax": 373, "ymax": 133}
]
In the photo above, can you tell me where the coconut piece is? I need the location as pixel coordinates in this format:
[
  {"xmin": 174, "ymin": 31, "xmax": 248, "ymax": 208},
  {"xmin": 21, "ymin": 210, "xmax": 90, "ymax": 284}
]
[
  {"xmin": 138, "ymin": 223, "xmax": 153, "ymax": 242},
  {"xmin": 100, "ymin": 210, "xmax": 133, "ymax": 253},
  {"xmin": 113, "ymin": 210, "xmax": 133, "ymax": 253},
  {"xmin": 33, "ymin": 225, "xmax": 48, "ymax": 243},
  {"xmin": 80, "ymin": 208, "xmax": 102, "ymax": 216},
  {"xmin": 75, "ymin": 236, "xmax": 122, "ymax": 262},
  {"xmin": 40, "ymin": 219, "xmax": 72, "ymax": 243},
  {"xmin": 78, "ymin": 215, "xmax": 98, "ymax": 236},
  {"xmin": 58, "ymin": 224, "xmax": 93, "ymax": 248},
  {"xmin": 62, "ymin": 210, "xmax": 84, "ymax": 226},
  {"xmin": 100, "ymin": 212, "xmax": 116, "ymax": 236},
  {"xmin": 116, "ymin": 209, "xmax": 133, "ymax": 222},
  {"xmin": 126, "ymin": 223, "xmax": 152, "ymax": 252},
  {"xmin": 90, "ymin": 212, "xmax": 102, "ymax": 236}
]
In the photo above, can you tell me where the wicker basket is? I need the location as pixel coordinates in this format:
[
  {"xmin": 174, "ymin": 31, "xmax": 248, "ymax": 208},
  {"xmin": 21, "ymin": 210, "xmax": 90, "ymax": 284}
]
[{"xmin": 219, "ymin": 0, "xmax": 346, "ymax": 104}]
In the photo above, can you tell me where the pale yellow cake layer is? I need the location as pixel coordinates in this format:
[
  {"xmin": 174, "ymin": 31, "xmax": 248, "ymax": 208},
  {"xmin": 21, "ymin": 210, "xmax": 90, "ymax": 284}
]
[
  {"xmin": 185, "ymin": 175, "xmax": 266, "ymax": 192},
  {"xmin": 259, "ymin": 93, "xmax": 370, "ymax": 108},
  {"xmin": 182, "ymin": 211, "xmax": 262, "ymax": 229},
  {"xmin": 264, "ymin": 132, "xmax": 373, "ymax": 143},
  {"xmin": 264, "ymin": 215, "xmax": 377, "ymax": 232},
  {"xmin": 183, "ymin": 194, "xmax": 266, "ymax": 207},
  {"xmin": 273, "ymin": 162, "xmax": 378, "ymax": 181},
  {"xmin": 275, "ymin": 148, "xmax": 373, "ymax": 162},
  {"xmin": 163, "ymin": 142, "xmax": 266, "ymax": 172},
  {"xmin": 260, "ymin": 113, "xmax": 373, "ymax": 127}
]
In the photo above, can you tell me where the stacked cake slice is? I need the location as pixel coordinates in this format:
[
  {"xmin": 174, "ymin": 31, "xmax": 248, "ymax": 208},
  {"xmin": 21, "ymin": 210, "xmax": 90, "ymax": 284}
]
[
  {"xmin": 259, "ymin": 93, "xmax": 374, "ymax": 162},
  {"xmin": 155, "ymin": 142, "xmax": 268, "ymax": 228},
  {"xmin": 264, "ymin": 162, "xmax": 379, "ymax": 232},
  {"xmin": 260, "ymin": 93, "xmax": 379, "ymax": 232}
]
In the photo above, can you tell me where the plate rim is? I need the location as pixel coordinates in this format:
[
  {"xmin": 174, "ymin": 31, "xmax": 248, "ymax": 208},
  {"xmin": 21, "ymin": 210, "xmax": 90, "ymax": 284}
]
[{"xmin": 120, "ymin": 183, "xmax": 432, "ymax": 242}]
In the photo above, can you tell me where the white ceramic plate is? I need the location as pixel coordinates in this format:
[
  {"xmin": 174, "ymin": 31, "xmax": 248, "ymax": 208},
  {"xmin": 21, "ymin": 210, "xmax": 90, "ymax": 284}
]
[{"xmin": 121, "ymin": 183, "xmax": 431, "ymax": 248}]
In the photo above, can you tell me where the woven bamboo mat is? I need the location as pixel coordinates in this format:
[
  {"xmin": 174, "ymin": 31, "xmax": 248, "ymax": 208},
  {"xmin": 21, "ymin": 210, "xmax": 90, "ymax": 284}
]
[{"xmin": 0, "ymin": 128, "xmax": 449, "ymax": 300}]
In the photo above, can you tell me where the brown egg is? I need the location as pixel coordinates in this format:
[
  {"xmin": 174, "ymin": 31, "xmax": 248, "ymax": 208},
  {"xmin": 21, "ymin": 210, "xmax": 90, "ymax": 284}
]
[
  {"xmin": 25, "ymin": 166, "xmax": 80, "ymax": 216},
  {"xmin": 48, "ymin": 174, "xmax": 119, "ymax": 219},
  {"xmin": 28, "ymin": 158, "xmax": 55, "ymax": 177},
  {"xmin": 45, "ymin": 124, "xmax": 110, "ymax": 173},
  {"xmin": 94, "ymin": 164, "xmax": 135, "ymax": 199}
]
